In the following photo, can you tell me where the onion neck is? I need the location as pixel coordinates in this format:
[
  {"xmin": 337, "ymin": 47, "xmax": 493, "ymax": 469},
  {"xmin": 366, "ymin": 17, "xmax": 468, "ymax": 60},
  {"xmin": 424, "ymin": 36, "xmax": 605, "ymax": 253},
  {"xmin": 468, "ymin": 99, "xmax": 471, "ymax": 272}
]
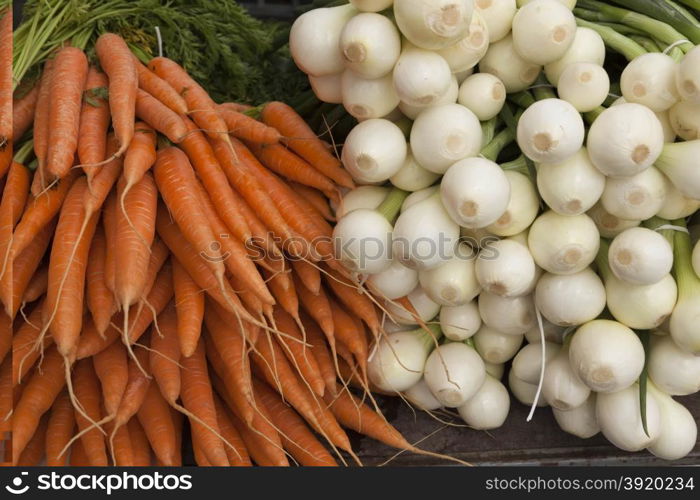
[
  {"xmin": 642, "ymin": 216, "xmax": 675, "ymax": 247},
  {"xmin": 377, "ymin": 187, "xmax": 409, "ymax": 223},
  {"xmin": 595, "ymin": 238, "xmax": 614, "ymax": 282},
  {"xmin": 480, "ymin": 128, "xmax": 515, "ymax": 161},
  {"xmin": 501, "ymin": 155, "xmax": 529, "ymax": 175},
  {"xmin": 671, "ymin": 219, "xmax": 700, "ymax": 301},
  {"xmin": 574, "ymin": 18, "xmax": 647, "ymax": 61},
  {"xmin": 417, "ymin": 324, "xmax": 444, "ymax": 350}
]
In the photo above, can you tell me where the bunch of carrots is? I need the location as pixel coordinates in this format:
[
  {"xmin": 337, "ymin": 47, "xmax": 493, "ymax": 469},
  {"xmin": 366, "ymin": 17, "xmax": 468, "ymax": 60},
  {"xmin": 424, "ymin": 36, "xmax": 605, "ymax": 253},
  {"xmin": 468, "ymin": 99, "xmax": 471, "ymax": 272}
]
[{"xmin": 1, "ymin": 18, "xmax": 449, "ymax": 466}]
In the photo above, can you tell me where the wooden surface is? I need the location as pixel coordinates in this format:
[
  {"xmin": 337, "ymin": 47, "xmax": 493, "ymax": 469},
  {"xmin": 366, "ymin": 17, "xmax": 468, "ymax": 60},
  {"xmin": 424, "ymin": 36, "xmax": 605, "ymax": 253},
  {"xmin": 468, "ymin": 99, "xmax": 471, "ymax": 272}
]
[{"xmin": 352, "ymin": 391, "xmax": 700, "ymax": 466}]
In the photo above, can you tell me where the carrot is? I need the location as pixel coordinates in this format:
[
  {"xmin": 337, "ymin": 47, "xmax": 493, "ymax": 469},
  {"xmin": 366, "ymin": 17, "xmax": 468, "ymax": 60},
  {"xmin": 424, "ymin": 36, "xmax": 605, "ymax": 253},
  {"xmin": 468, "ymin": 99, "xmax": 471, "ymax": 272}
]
[
  {"xmin": 70, "ymin": 438, "xmax": 91, "ymax": 466},
  {"xmin": 179, "ymin": 117, "xmax": 252, "ymax": 245},
  {"xmin": 248, "ymin": 141, "xmax": 338, "ymax": 199},
  {"xmin": 229, "ymin": 138, "xmax": 333, "ymax": 258},
  {"xmin": 86, "ymin": 226, "xmax": 115, "ymax": 335},
  {"xmin": 102, "ymin": 191, "xmax": 118, "ymax": 295},
  {"xmin": 154, "ymin": 147, "xmax": 225, "ymax": 276},
  {"xmin": 170, "ymin": 406, "xmax": 184, "ymax": 466},
  {"xmin": 71, "ymin": 359, "xmax": 109, "ymax": 465},
  {"xmin": 46, "ymin": 47, "xmax": 89, "ymax": 180},
  {"xmin": 263, "ymin": 265, "xmax": 298, "ymax": 318},
  {"xmin": 272, "ymin": 307, "xmax": 325, "ymax": 397},
  {"xmin": 44, "ymin": 177, "xmax": 99, "ymax": 361},
  {"xmin": 210, "ymin": 137, "xmax": 300, "ymax": 254},
  {"xmin": 9, "ymin": 169, "xmax": 77, "ymax": 262},
  {"xmin": 127, "ymin": 417, "xmax": 151, "ymax": 466},
  {"xmin": 149, "ymin": 304, "xmax": 181, "ymax": 403},
  {"xmin": 21, "ymin": 264, "xmax": 48, "ymax": 305},
  {"xmin": 329, "ymin": 298, "xmax": 368, "ymax": 377},
  {"xmin": 147, "ymin": 57, "xmax": 227, "ymax": 141},
  {"xmin": 205, "ymin": 336, "xmax": 255, "ymax": 426},
  {"xmin": 203, "ymin": 302, "xmax": 254, "ymax": 415},
  {"xmin": 95, "ymin": 33, "xmax": 138, "ymax": 160},
  {"xmin": 18, "ymin": 414, "xmax": 48, "ymax": 466},
  {"xmin": 218, "ymin": 104, "xmax": 281, "ymax": 144},
  {"xmin": 0, "ymin": 356, "xmax": 10, "ymax": 432},
  {"xmin": 222, "ymin": 102, "xmax": 253, "ymax": 113},
  {"xmin": 93, "ymin": 339, "xmax": 128, "ymax": 417},
  {"xmin": 0, "ymin": 146, "xmax": 10, "ymax": 181},
  {"xmin": 0, "ymin": 310, "xmax": 9, "ymax": 363},
  {"xmin": 295, "ymin": 277, "xmax": 335, "ymax": 348},
  {"xmin": 135, "ymin": 89, "xmax": 187, "ymax": 142},
  {"xmin": 0, "ymin": 9, "xmax": 12, "ymax": 148},
  {"xmin": 84, "ymin": 134, "xmax": 124, "ymax": 211},
  {"xmin": 2, "ymin": 218, "xmax": 52, "ymax": 319},
  {"xmin": 32, "ymin": 59, "xmax": 54, "ymax": 194},
  {"xmin": 254, "ymin": 380, "xmax": 336, "ymax": 466},
  {"xmin": 139, "ymin": 237, "xmax": 169, "ymax": 299},
  {"xmin": 213, "ymin": 382, "xmax": 286, "ymax": 467},
  {"xmin": 46, "ymin": 391, "xmax": 75, "ymax": 466},
  {"xmin": 325, "ymin": 268, "xmax": 380, "ymax": 337},
  {"xmin": 193, "ymin": 178, "xmax": 273, "ymax": 305},
  {"xmin": 292, "ymin": 259, "xmax": 321, "ymax": 296},
  {"xmin": 12, "ymin": 302, "xmax": 51, "ymax": 386},
  {"xmin": 172, "ymin": 259, "xmax": 203, "ymax": 358},
  {"xmin": 77, "ymin": 67, "xmax": 110, "ymax": 183},
  {"xmin": 115, "ymin": 171, "xmax": 157, "ymax": 352},
  {"xmin": 180, "ymin": 339, "xmax": 229, "ymax": 466},
  {"xmin": 12, "ymin": 84, "xmax": 39, "ymax": 143},
  {"xmin": 114, "ymin": 347, "xmax": 151, "ymax": 429},
  {"xmin": 261, "ymin": 101, "xmax": 354, "ymax": 188},
  {"xmin": 212, "ymin": 396, "xmax": 252, "ymax": 466},
  {"xmin": 230, "ymin": 272, "xmax": 270, "ymax": 329},
  {"xmin": 76, "ymin": 258, "xmax": 173, "ymax": 360},
  {"xmin": 134, "ymin": 57, "xmax": 188, "ymax": 114},
  {"xmin": 302, "ymin": 312, "xmax": 337, "ymax": 397},
  {"xmin": 289, "ymin": 182, "xmax": 335, "ymax": 222},
  {"xmin": 13, "ymin": 346, "xmax": 66, "ymax": 461},
  {"xmin": 137, "ymin": 381, "xmax": 178, "ymax": 465},
  {"xmin": 155, "ymin": 203, "xmax": 250, "ymax": 322},
  {"xmin": 0, "ymin": 162, "xmax": 31, "ymax": 281},
  {"xmin": 105, "ymin": 419, "xmax": 133, "ymax": 466}
]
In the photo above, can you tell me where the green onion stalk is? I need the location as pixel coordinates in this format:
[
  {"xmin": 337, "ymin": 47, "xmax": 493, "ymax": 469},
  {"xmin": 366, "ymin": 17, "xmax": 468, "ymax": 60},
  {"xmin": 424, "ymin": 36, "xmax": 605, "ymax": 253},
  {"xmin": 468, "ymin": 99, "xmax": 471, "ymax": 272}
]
[
  {"xmin": 669, "ymin": 219, "xmax": 700, "ymax": 355},
  {"xmin": 377, "ymin": 187, "xmax": 410, "ymax": 225}
]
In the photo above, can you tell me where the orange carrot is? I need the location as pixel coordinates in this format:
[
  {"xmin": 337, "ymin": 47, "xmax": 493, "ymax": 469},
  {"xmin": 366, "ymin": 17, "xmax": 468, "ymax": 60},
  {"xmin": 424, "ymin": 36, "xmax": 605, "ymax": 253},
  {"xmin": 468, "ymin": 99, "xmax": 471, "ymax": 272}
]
[
  {"xmin": 272, "ymin": 307, "xmax": 325, "ymax": 397},
  {"xmin": 134, "ymin": 57, "xmax": 188, "ymax": 114},
  {"xmin": 12, "ymin": 302, "xmax": 51, "ymax": 386},
  {"xmin": 135, "ymin": 89, "xmax": 186, "ymax": 143},
  {"xmin": 193, "ymin": 178, "xmax": 273, "ymax": 305},
  {"xmin": 77, "ymin": 67, "xmax": 110, "ymax": 183},
  {"xmin": 147, "ymin": 57, "xmax": 227, "ymax": 140},
  {"xmin": 12, "ymin": 84, "xmax": 39, "ymax": 143},
  {"xmin": 172, "ymin": 259, "xmax": 204, "ymax": 358},
  {"xmin": 205, "ymin": 336, "xmax": 255, "ymax": 426},
  {"xmin": 218, "ymin": 104, "xmax": 280, "ymax": 144},
  {"xmin": 212, "ymin": 396, "xmax": 252, "ymax": 466},
  {"xmin": 149, "ymin": 304, "xmax": 181, "ymax": 403},
  {"xmin": 17, "ymin": 415, "xmax": 48, "ymax": 466},
  {"xmin": 2, "ymin": 218, "xmax": 54, "ymax": 318},
  {"xmin": 32, "ymin": 59, "xmax": 54, "ymax": 194},
  {"xmin": 329, "ymin": 298, "xmax": 368, "ymax": 376},
  {"xmin": 127, "ymin": 417, "xmax": 152, "ymax": 466},
  {"xmin": 254, "ymin": 380, "xmax": 336, "ymax": 466},
  {"xmin": 105, "ymin": 419, "xmax": 134, "ymax": 466},
  {"xmin": 178, "ymin": 117, "xmax": 252, "ymax": 245},
  {"xmin": 13, "ymin": 346, "xmax": 66, "ymax": 461},
  {"xmin": 289, "ymin": 182, "xmax": 335, "ymax": 222},
  {"xmin": 93, "ymin": 339, "xmax": 128, "ymax": 417},
  {"xmin": 137, "ymin": 381, "xmax": 178, "ymax": 466},
  {"xmin": 9, "ymin": 169, "xmax": 77, "ymax": 261},
  {"xmin": 0, "ymin": 9, "xmax": 12, "ymax": 148},
  {"xmin": 46, "ymin": 391, "xmax": 75, "ymax": 466},
  {"xmin": 0, "ymin": 356, "xmax": 10, "ymax": 433},
  {"xmin": 302, "ymin": 311, "xmax": 337, "ymax": 397},
  {"xmin": 20, "ymin": 264, "xmax": 48, "ymax": 305},
  {"xmin": 292, "ymin": 259, "xmax": 321, "ymax": 296},
  {"xmin": 0, "ymin": 162, "xmax": 31, "ymax": 282},
  {"xmin": 0, "ymin": 310, "xmax": 9, "ymax": 363},
  {"xmin": 86, "ymin": 226, "xmax": 115, "ymax": 334},
  {"xmin": 46, "ymin": 47, "xmax": 89, "ymax": 179},
  {"xmin": 121, "ymin": 122, "xmax": 157, "ymax": 201},
  {"xmin": 84, "ymin": 134, "xmax": 123, "ymax": 212},
  {"xmin": 248, "ymin": 141, "xmax": 338, "ymax": 199},
  {"xmin": 180, "ymin": 339, "xmax": 228, "ymax": 466},
  {"xmin": 95, "ymin": 33, "xmax": 138, "ymax": 160},
  {"xmin": 72, "ymin": 359, "xmax": 108, "ymax": 465},
  {"xmin": 115, "ymin": 171, "xmax": 157, "ymax": 348},
  {"xmin": 44, "ymin": 177, "xmax": 99, "ymax": 361},
  {"xmin": 139, "ymin": 237, "xmax": 169, "ymax": 299},
  {"xmin": 102, "ymin": 191, "xmax": 118, "ymax": 295},
  {"xmin": 261, "ymin": 101, "xmax": 354, "ymax": 188},
  {"xmin": 325, "ymin": 268, "xmax": 380, "ymax": 337},
  {"xmin": 295, "ymin": 277, "xmax": 335, "ymax": 348}
]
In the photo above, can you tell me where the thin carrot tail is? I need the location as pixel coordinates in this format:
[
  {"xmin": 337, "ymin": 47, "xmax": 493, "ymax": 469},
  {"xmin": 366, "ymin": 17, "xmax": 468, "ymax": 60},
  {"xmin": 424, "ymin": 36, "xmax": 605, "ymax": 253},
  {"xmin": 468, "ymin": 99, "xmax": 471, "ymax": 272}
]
[
  {"xmin": 64, "ymin": 360, "xmax": 107, "ymax": 435},
  {"xmin": 122, "ymin": 305, "xmax": 148, "ymax": 377}
]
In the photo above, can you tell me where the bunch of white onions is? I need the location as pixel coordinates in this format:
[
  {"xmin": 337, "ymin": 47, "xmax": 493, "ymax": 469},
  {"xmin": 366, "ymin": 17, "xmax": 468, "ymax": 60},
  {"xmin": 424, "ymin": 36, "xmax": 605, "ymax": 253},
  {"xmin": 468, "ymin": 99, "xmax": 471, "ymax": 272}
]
[{"xmin": 292, "ymin": 0, "xmax": 700, "ymax": 462}]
